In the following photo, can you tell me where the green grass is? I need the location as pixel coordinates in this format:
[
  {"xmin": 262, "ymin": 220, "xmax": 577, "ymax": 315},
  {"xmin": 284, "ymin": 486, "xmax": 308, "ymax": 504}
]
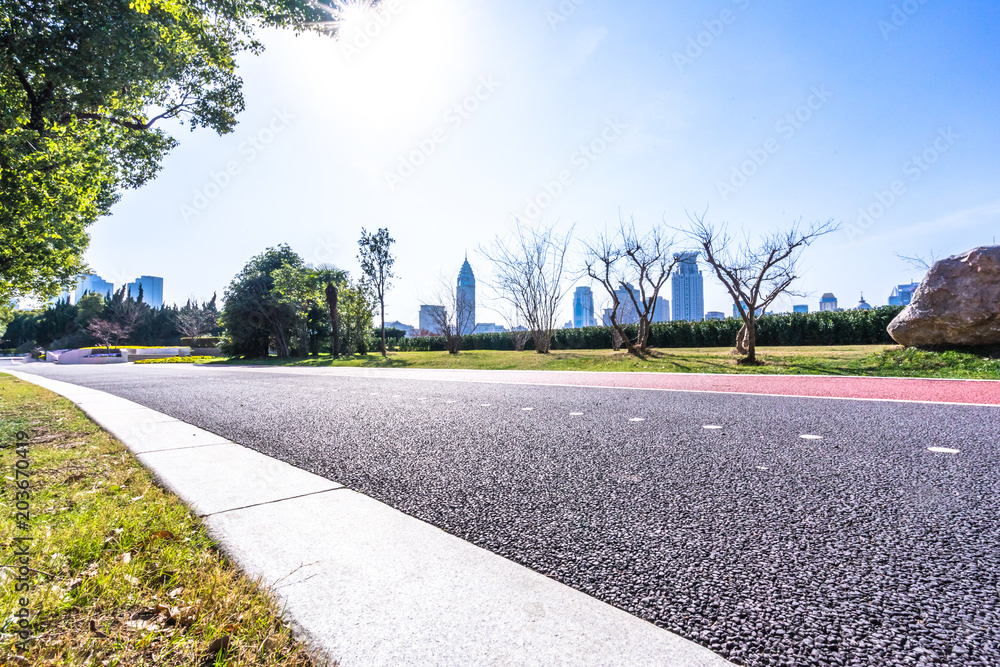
[
  {"xmin": 210, "ymin": 345, "xmax": 1000, "ymax": 380},
  {"xmin": 0, "ymin": 375, "xmax": 328, "ymax": 666}
]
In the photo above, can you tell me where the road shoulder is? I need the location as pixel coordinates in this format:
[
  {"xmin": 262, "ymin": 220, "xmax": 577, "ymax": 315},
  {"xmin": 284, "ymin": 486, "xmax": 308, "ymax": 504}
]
[{"xmin": 4, "ymin": 369, "xmax": 734, "ymax": 667}]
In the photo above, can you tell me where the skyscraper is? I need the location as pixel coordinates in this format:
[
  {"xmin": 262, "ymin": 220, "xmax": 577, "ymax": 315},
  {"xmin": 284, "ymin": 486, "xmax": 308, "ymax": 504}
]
[
  {"xmin": 457, "ymin": 257, "xmax": 476, "ymax": 335},
  {"xmin": 126, "ymin": 276, "xmax": 164, "ymax": 309},
  {"xmin": 74, "ymin": 274, "xmax": 114, "ymax": 302},
  {"xmin": 888, "ymin": 282, "xmax": 920, "ymax": 306},
  {"xmin": 573, "ymin": 286, "xmax": 596, "ymax": 328},
  {"xmin": 671, "ymin": 253, "xmax": 705, "ymax": 321},
  {"xmin": 652, "ymin": 296, "xmax": 670, "ymax": 323},
  {"xmin": 820, "ymin": 293, "xmax": 838, "ymax": 312}
]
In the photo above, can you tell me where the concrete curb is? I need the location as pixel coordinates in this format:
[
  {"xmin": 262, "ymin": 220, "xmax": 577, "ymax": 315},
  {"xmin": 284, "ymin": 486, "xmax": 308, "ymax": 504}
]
[{"xmin": 4, "ymin": 370, "xmax": 734, "ymax": 667}]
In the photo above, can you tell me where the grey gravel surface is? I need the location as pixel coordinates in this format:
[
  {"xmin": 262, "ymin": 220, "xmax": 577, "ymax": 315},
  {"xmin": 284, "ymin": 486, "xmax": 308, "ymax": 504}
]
[{"xmin": 15, "ymin": 364, "xmax": 1000, "ymax": 667}]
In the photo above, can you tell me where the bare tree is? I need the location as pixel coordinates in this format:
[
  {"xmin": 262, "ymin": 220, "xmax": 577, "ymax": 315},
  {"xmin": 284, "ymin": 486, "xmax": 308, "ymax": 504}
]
[
  {"xmin": 479, "ymin": 221, "xmax": 573, "ymax": 354},
  {"xmin": 175, "ymin": 299, "xmax": 218, "ymax": 339},
  {"xmin": 687, "ymin": 213, "xmax": 839, "ymax": 364},
  {"xmin": 425, "ymin": 280, "xmax": 476, "ymax": 356},
  {"xmin": 87, "ymin": 319, "xmax": 126, "ymax": 352},
  {"xmin": 895, "ymin": 250, "xmax": 939, "ymax": 272},
  {"xmin": 509, "ymin": 326, "xmax": 531, "ymax": 352},
  {"xmin": 584, "ymin": 216, "xmax": 678, "ymax": 356},
  {"xmin": 358, "ymin": 227, "xmax": 397, "ymax": 357}
]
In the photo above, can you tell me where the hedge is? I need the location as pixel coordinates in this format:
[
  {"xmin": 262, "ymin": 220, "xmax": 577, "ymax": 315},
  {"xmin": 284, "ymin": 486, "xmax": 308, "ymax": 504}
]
[{"xmin": 395, "ymin": 306, "xmax": 904, "ymax": 352}]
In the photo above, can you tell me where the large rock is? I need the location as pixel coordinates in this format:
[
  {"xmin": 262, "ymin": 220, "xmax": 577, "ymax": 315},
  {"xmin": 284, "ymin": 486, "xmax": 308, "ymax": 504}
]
[{"xmin": 888, "ymin": 246, "xmax": 1000, "ymax": 347}]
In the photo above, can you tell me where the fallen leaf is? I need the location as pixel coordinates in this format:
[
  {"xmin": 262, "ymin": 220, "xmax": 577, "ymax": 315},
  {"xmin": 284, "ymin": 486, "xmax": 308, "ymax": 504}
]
[
  {"xmin": 167, "ymin": 587, "xmax": 184, "ymax": 599},
  {"xmin": 119, "ymin": 552, "xmax": 132, "ymax": 564},
  {"xmin": 89, "ymin": 619, "xmax": 108, "ymax": 638},
  {"xmin": 148, "ymin": 531, "xmax": 176, "ymax": 542},
  {"xmin": 64, "ymin": 474, "xmax": 86, "ymax": 484},
  {"xmin": 206, "ymin": 635, "xmax": 231, "ymax": 655},
  {"xmin": 125, "ymin": 618, "xmax": 156, "ymax": 631}
]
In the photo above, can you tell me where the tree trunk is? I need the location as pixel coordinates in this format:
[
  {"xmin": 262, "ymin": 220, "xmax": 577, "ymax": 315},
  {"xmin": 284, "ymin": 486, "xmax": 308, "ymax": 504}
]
[
  {"xmin": 380, "ymin": 296, "xmax": 387, "ymax": 357},
  {"xmin": 745, "ymin": 319, "xmax": 757, "ymax": 363},
  {"xmin": 735, "ymin": 323, "xmax": 749, "ymax": 354},
  {"xmin": 325, "ymin": 283, "xmax": 339, "ymax": 358}
]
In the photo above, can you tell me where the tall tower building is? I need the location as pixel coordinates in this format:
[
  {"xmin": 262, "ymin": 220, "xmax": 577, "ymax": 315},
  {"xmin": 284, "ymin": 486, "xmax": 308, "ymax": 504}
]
[
  {"xmin": 671, "ymin": 252, "xmax": 705, "ymax": 321},
  {"xmin": 74, "ymin": 274, "xmax": 115, "ymax": 303},
  {"xmin": 573, "ymin": 286, "xmax": 596, "ymax": 328},
  {"xmin": 126, "ymin": 276, "xmax": 164, "ymax": 309},
  {"xmin": 457, "ymin": 257, "xmax": 477, "ymax": 335}
]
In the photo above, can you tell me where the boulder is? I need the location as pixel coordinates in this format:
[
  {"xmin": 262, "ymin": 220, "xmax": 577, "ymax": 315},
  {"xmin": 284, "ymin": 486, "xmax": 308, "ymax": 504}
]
[{"xmin": 888, "ymin": 246, "xmax": 1000, "ymax": 347}]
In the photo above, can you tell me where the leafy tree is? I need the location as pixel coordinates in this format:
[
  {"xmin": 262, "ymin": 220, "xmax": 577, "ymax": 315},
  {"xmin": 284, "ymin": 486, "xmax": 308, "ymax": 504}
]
[
  {"xmin": 0, "ymin": 0, "xmax": 345, "ymax": 307},
  {"xmin": 74, "ymin": 292, "xmax": 104, "ymax": 329},
  {"xmin": 220, "ymin": 245, "xmax": 318, "ymax": 358},
  {"xmin": 358, "ymin": 228, "xmax": 396, "ymax": 357},
  {"xmin": 337, "ymin": 280, "xmax": 375, "ymax": 356}
]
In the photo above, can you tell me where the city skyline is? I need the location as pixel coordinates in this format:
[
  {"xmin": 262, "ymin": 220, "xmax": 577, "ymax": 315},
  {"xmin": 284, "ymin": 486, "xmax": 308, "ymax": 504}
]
[{"xmin": 75, "ymin": 0, "xmax": 998, "ymax": 328}]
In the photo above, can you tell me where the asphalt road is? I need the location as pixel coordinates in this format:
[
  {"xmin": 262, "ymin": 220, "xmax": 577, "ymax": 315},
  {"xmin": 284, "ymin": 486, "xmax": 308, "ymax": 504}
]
[{"xmin": 13, "ymin": 364, "xmax": 1000, "ymax": 667}]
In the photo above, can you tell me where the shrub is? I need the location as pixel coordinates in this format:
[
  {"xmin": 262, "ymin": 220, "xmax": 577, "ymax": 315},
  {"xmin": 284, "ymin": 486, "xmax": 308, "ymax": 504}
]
[{"xmin": 395, "ymin": 307, "xmax": 904, "ymax": 352}]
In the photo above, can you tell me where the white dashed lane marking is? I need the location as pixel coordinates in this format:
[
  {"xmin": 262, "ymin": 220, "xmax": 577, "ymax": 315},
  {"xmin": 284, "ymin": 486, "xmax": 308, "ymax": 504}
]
[
  {"xmin": 629, "ymin": 418, "xmax": 645, "ymax": 422},
  {"xmin": 801, "ymin": 435, "xmax": 824, "ymax": 440},
  {"xmin": 703, "ymin": 425, "xmax": 723, "ymax": 430},
  {"xmin": 523, "ymin": 407, "xmax": 534, "ymax": 411},
  {"xmin": 570, "ymin": 412, "xmax": 584, "ymax": 416},
  {"xmin": 928, "ymin": 447, "xmax": 961, "ymax": 455}
]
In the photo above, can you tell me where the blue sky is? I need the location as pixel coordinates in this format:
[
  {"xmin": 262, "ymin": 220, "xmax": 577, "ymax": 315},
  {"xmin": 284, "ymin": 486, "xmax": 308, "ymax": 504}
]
[{"xmin": 84, "ymin": 0, "xmax": 1000, "ymax": 324}]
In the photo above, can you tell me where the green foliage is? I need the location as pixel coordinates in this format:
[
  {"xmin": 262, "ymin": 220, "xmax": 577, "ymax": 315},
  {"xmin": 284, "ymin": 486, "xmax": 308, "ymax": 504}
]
[
  {"xmin": 220, "ymin": 246, "xmax": 374, "ymax": 359},
  {"xmin": 0, "ymin": 0, "xmax": 337, "ymax": 304}
]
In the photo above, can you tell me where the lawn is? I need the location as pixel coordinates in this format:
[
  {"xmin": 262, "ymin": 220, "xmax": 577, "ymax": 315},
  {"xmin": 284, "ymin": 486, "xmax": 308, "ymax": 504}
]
[
  {"xmin": 0, "ymin": 375, "xmax": 325, "ymax": 666},
  {"xmin": 212, "ymin": 345, "xmax": 1000, "ymax": 380}
]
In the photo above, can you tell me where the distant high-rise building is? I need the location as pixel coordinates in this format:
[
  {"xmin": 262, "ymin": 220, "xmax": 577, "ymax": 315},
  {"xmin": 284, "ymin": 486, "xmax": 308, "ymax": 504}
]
[
  {"xmin": 671, "ymin": 253, "xmax": 705, "ymax": 321},
  {"xmin": 733, "ymin": 303, "xmax": 765, "ymax": 319},
  {"xmin": 74, "ymin": 274, "xmax": 114, "ymax": 303},
  {"xmin": 473, "ymin": 323, "xmax": 507, "ymax": 334},
  {"xmin": 706, "ymin": 311, "xmax": 725, "ymax": 321},
  {"xmin": 573, "ymin": 286, "xmax": 596, "ymax": 328},
  {"xmin": 604, "ymin": 285, "xmax": 669, "ymax": 325},
  {"xmin": 457, "ymin": 257, "xmax": 476, "ymax": 335},
  {"xmin": 819, "ymin": 293, "xmax": 838, "ymax": 312},
  {"xmin": 613, "ymin": 284, "xmax": 641, "ymax": 324},
  {"xmin": 856, "ymin": 294, "xmax": 873, "ymax": 311},
  {"xmin": 793, "ymin": 305, "xmax": 809, "ymax": 314},
  {"xmin": 419, "ymin": 305, "xmax": 446, "ymax": 334},
  {"xmin": 125, "ymin": 276, "xmax": 164, "ymax": 309},
  {"xmin": 652, "ymin": 296, "xmax": 670, "ymax": 323},
  {"xmin": 888, "ymin": 282, "xmax": 920, "ymax": 307}
]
